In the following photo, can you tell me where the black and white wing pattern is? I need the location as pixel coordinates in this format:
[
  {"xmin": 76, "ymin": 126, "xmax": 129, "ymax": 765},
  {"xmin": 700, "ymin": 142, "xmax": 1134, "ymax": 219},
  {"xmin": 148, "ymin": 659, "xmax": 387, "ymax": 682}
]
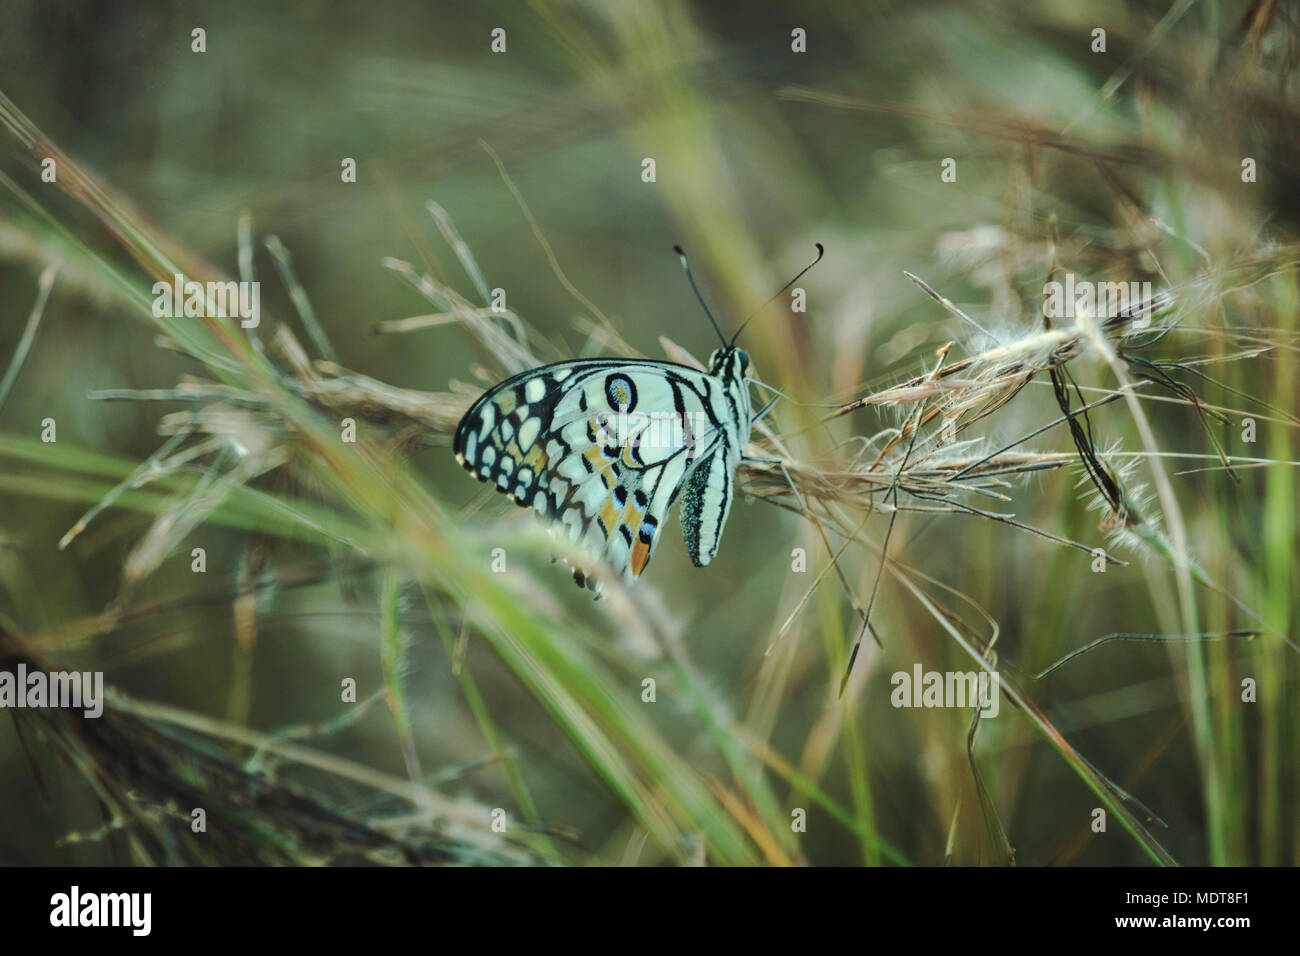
[{"xmin": 453, "ymin": 348, "xmax": 754, "ymax": 591}]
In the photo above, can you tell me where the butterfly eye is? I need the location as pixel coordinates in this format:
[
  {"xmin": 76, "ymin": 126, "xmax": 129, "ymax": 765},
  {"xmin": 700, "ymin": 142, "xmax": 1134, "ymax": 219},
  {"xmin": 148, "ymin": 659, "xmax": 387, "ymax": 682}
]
[{"xmin": 736, "ymin": 349, "xmax": 750, "ymax": 375}]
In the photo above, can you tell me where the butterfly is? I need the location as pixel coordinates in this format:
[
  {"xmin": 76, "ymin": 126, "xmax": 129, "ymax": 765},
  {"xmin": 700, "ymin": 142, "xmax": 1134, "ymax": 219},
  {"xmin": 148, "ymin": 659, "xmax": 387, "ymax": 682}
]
[{"xmin": 453, "ymin": 243, "xmax": 822, "ymax": 592}]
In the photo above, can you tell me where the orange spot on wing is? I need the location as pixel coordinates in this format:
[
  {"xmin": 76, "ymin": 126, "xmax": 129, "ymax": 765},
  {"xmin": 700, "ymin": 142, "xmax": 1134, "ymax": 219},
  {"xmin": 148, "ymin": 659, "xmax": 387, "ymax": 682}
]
[
  {"xmin": 522, "ymin": 445, "xmax": 549, "ymax": 472},
  {"xmin": 582, "ymin": 445, "xmax": 620, "ymax": 489},
  {"xmin": 598, "ymin": 496, "xmax": 621, "ymax": 537},
  {"xmin": 630, "ymin": 537, "xmax": 651, "ymax": 576}
]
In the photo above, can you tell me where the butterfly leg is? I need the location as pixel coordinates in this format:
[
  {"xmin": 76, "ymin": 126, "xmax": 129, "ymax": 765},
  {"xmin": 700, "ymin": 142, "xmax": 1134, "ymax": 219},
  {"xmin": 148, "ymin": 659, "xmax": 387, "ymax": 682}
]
[
  {"xmin": 750, "ymin": 395, "xmax": 780, "ymax": 426},
  {"xmin": 740, "ymin": 454, "xmax": 814, "ymax": 516}
]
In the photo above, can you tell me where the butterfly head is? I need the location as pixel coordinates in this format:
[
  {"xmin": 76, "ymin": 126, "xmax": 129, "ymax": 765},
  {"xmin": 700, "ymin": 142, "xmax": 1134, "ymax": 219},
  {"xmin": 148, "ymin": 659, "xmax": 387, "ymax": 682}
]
[{"xmin": 708, "ymin": 346, "xmax": 751, "ymax": 384}]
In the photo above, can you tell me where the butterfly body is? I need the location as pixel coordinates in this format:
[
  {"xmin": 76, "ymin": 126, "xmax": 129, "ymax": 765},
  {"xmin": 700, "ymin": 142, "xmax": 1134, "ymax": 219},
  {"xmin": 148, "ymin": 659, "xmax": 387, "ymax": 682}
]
[{"xmin": 454, "ymin": 347, "xmax": 753, "ymax": 591}]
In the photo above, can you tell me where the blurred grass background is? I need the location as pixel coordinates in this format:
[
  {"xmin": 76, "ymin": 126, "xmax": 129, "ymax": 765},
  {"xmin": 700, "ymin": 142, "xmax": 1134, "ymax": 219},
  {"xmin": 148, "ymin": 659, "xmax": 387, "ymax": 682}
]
[{"xmin": 0, "ymin": 0, "xmax": 1296, "ymax": 865}]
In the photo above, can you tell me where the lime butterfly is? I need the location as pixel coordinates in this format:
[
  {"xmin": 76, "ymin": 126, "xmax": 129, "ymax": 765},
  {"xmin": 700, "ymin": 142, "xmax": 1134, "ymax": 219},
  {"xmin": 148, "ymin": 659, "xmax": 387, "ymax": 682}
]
[
  {"xmin": 454, "ymin": 349, "xmax": 752, "ymax": 590},
  {"xmin": 453, "ymin": 244, "xmax": 822, "ymax": 592}
]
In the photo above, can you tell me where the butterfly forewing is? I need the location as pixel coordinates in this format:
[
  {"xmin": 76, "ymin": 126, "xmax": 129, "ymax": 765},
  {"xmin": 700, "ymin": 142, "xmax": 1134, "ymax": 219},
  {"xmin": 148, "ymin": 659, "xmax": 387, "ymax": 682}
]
[{"xmin": 453, "ymin": 352, "xmax": 752, "ymax": 591}]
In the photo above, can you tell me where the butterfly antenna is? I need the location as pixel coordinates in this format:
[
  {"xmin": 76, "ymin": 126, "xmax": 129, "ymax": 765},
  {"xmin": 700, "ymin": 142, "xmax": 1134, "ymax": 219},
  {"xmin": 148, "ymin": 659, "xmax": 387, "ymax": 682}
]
[
  {"xmin": 730, "ymin": 242, "xmax": 824, "ymax": 347},
  {"xmin": 673, "ymin": 245, "xmax": 728, "ymax": 348}
]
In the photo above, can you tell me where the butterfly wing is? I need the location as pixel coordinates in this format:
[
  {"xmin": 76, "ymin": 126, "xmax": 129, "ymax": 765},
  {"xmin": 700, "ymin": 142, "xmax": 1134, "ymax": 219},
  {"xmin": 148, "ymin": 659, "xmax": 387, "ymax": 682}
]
[
  {"xmin": 677, "ymin": 440, "xmax": 741, "ymax": 567},
  {"xmin": 453, "ymin": 358, "xmax": 742, "ymax": 589}
]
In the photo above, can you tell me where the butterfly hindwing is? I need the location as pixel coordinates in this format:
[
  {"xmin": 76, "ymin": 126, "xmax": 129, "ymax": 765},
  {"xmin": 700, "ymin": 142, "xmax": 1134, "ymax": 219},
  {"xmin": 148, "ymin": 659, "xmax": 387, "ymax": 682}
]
[
  {"xmin": 568, "ymin": 451, "xmax": 688, "ymax": 587},
  {"xmin": 678, "ymin": 441, "xmax": 739, "ymax": 567},
  {"xmin": 454, "ymin": 351, "xmax": 752, "ymax": 591}
]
